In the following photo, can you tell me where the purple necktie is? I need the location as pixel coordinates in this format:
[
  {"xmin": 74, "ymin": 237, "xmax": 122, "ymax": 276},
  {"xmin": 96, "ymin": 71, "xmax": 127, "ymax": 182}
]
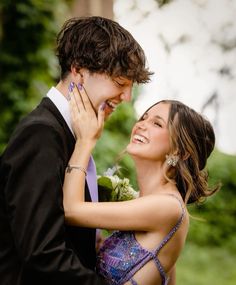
[{"xmin": 86, "ymin": 156, "xmax": 98, "ymax": 202}]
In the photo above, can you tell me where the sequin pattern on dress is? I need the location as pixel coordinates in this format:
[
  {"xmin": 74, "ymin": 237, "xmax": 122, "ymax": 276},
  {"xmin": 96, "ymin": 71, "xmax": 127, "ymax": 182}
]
[
  {"xmin": 96, "ymin": 231, "xmax": 149, "ymax": 285},
  {"xmin": 96, "ymin": 195, "xmax": 185, "ymax": 285}
]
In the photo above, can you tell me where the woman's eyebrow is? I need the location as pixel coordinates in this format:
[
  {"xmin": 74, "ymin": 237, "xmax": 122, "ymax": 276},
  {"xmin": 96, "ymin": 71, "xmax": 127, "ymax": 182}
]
[{"xmin": 153, "ymin": 115, "xmax": 166, "ymax": 124}]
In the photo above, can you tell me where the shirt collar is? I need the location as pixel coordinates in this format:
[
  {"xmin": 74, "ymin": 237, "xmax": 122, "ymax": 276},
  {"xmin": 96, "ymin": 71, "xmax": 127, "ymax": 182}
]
[
  {"xmin": 47, "ymin": 88, "xmax": 98, "ymax": 201},
  {"xmin": 46, "ymin": 87, "xmax": 74, "ymax": 135}
]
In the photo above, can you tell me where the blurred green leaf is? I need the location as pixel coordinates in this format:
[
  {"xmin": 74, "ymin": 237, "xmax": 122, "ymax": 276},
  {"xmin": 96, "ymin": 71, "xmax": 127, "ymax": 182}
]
[{"xmin": 0, "ymin": 0, "xmax": 64, "ymax": 152}]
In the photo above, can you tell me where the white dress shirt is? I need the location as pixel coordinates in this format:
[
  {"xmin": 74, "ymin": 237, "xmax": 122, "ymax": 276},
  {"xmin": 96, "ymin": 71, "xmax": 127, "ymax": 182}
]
[
  {"xmin": 47, "ymin": 87, "xmax": 74, "ymax": 135},
  {"xmin": 46, "ymin": 86, "xmax": 98, "ymax": 202}
]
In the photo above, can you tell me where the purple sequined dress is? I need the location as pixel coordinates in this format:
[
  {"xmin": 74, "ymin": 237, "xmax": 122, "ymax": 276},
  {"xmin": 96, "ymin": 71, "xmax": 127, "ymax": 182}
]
[{"xmin": 96, "ymin": 196, "xmax": 184, "ymax": 285}]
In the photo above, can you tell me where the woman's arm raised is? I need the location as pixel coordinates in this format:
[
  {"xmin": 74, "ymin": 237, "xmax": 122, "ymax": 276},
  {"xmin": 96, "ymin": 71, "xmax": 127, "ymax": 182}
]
[
  {"xmin": 63, "ymin": 82, "xmax": 104, "ymax": 216},
  {"xmin": 63, "ymin": 84, "xmax": 182, "ymax": 233}
]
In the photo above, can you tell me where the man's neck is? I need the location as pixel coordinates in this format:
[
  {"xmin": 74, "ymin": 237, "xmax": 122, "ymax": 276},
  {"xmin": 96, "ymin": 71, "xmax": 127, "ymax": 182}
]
[{"xmin": 56, "ymin": 79, "xmax": 70, "ymax": 100}]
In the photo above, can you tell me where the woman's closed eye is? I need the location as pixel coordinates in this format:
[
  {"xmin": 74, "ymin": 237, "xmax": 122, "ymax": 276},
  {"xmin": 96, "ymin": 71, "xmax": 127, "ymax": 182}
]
[{"xmin": 153, "ymin": 121, "xmax": 162, "ymax": 127}]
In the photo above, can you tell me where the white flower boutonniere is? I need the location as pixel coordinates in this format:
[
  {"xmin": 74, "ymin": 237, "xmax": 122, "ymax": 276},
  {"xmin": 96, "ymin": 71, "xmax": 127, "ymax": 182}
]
[{"xmin": 97, "ymin": 166, "xmax": 139, "ymax": 202}]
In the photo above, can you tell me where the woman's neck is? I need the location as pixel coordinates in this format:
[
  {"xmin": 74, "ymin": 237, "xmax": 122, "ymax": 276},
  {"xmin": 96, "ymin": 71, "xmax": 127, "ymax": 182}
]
[{"xmin": 134, "ymin": 159, "xmax": 168, "ymax": 196}]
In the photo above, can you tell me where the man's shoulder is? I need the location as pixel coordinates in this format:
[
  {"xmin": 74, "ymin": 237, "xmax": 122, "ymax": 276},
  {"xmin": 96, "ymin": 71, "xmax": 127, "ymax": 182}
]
[
  {"xmin": 16, "ymin": 97, "xmax": 65, "ymax": 134},
  {"xmin": 4, "ymin": 98, "xmax": 71, "ymax": 150}
]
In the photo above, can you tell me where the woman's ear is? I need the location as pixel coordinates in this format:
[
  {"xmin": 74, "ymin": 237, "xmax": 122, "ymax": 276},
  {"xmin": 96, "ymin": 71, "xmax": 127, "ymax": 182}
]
[
  {"xmin": 173, "ymin": 149, "xmax": 190, "ymax": 161},
  {"xmin": 182, "ymin": 152, "xmax": 190, "ymax": 161}
]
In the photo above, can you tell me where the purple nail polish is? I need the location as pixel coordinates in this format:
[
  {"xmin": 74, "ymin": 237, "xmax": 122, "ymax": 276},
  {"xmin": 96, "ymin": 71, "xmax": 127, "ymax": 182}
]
[
  {"xmin": 68, "ymin": 82, "xmax": 74, "ymax": 92},
  {"xmin": 77, "ymin": 83, "xmax": 83, "ymax": 90},
  {"xmin": 100, "ymin": 102, "xmax": 106, "ymax": 110}
]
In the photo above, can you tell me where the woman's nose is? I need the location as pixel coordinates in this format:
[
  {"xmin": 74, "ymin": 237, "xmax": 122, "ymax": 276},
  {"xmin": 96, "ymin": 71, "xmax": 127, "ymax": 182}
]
[{"xmin": 136, "ymin": 120, "xmax": 147, "ymax": 129}]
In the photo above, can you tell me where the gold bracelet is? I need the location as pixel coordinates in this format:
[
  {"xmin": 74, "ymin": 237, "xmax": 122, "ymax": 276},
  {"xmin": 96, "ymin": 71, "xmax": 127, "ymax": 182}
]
[{"xmin": 66, "ymin": 164, "xmax": 87, "ymax": 176}]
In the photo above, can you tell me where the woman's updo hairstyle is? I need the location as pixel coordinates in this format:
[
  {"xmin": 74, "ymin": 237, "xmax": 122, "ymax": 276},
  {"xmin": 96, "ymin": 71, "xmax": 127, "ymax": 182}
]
[{"xmin": 146, "ymin": 100, "xmax": 219, "ymax": 204}]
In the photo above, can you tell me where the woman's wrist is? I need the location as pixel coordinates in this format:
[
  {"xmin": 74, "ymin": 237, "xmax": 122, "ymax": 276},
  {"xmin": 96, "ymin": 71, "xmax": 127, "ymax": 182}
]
[
  {"xmin": 66, "ymin": 164, "xmax": 87, "ymax": 176},
  {"xmin": 76, "ymin": 138, "xmax": 96, "ymax": 148},
  {"xmin": 68, "ymin": 139, "xmax": 95, "ymax": 167}
]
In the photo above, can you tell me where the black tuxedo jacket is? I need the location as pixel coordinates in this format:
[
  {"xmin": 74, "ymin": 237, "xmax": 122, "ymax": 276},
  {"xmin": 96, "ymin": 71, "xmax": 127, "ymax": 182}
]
[{"xmin": 0, "ymin": 98, "xmax": 107, "ymax": 285}]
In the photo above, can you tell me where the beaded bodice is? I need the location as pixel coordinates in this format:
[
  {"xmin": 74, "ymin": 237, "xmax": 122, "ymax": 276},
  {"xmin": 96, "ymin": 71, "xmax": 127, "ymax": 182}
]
[
  {"xmin": 96, "ymin": 196, "xmax": 185, "ymax": 285},
  {"xmin": 96, "ymin": 231, "xmax": 147, "ymax": 284}
]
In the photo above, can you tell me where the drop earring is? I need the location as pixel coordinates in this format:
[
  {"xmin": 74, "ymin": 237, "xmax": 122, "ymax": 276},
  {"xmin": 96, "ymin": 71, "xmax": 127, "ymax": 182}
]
[{"xmin": 165, "ymin": 154, "xmax": 179, "ymax": 167}]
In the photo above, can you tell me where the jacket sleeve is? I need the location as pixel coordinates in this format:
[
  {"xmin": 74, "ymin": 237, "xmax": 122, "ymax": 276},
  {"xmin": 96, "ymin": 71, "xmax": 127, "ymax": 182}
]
[{"xmin": 3, "ymin": 123, "xmax": 108, "ymax": 285}]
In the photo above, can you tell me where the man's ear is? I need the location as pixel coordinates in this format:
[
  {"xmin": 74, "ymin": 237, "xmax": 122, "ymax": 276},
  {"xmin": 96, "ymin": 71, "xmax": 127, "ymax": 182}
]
[{"xmin": 70, "ymin": 66, "xmax": 84, "ymax": 84}]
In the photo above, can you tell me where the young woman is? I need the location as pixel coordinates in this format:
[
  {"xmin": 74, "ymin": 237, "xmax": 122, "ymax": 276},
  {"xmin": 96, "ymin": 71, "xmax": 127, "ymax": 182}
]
[{"xmin": 63, "ymin": 84, "xmax": 219, "ymax": 285}]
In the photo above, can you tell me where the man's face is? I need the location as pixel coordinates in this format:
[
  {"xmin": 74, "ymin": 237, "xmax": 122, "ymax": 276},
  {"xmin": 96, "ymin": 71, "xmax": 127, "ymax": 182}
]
[{"xmin": 82, "ymin": 71, "xmax": 133, "ymax": 119}]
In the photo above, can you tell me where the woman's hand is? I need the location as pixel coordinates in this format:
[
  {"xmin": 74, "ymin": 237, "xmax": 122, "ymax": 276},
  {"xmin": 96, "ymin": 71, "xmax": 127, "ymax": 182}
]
[
  {"xmin": 63, "ymin": 82, "xmax": 105, "ymax": 213},
  {"xmin": 69, "ymin": 82, "xmax": 105, "ymax": 147}
]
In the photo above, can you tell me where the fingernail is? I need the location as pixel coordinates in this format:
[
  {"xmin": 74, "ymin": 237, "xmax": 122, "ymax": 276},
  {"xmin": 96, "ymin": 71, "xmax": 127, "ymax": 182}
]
[
  {"xmin": 66, "ymin": 94, "xmax": 71, "ymax": 101},
  {"xmin": 100, "ymin": 102, "xmax": 106, "ymax": 111},
  {"xmin": 68, "ymin": 82, "xmax": 74, "ymax": 92},
  {"xmin": 77, "ymin": 83, "xmax": 83, "ymax": 90}
]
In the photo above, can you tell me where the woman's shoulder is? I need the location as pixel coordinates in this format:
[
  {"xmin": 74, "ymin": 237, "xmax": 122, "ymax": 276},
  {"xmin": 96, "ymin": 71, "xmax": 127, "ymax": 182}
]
[
  {"xmin": 146, "ymin": 190, "xmax": 184, "ymax": 211},
  {"xmin": 143, "ymin": 191, "xmax": 187, "ymax": 231}
]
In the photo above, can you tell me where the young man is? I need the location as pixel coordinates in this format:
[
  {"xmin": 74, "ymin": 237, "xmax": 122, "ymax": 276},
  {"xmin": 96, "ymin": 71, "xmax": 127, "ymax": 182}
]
[{"xmin": 0, "ymin": 17, "xmax": 152, "ymax": 285}]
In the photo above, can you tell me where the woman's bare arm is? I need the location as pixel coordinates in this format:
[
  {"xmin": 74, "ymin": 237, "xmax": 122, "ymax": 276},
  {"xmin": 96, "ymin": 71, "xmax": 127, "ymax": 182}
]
[{"xmin": 63, "ymin": 84, "xmax": 183, "ymax": 232}]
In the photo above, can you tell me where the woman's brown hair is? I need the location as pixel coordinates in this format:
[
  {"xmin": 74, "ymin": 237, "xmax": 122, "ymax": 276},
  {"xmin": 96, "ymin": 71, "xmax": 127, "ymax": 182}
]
[{"xmin": 146, "ymin": 100, "xmax": 220, "ymax": 204}]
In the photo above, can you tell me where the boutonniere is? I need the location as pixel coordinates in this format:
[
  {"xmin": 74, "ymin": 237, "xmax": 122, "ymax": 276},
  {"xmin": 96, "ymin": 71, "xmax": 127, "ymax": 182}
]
[{"xmin": 97, "ymin": 166, "xmax": 139, "ymax": 202}]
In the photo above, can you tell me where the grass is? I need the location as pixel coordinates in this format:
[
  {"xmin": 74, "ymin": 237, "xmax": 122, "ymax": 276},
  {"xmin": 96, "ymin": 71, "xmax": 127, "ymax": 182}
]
[{"xmin": 176, "ymin": 242, "xmax": 236, "ymax": 285}]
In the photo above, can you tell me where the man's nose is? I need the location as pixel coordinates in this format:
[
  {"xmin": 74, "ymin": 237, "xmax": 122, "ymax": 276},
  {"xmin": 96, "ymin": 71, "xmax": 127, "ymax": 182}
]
[{"xmin": 120, "ymin": 87, "xmax": 132, "ymax": 102}]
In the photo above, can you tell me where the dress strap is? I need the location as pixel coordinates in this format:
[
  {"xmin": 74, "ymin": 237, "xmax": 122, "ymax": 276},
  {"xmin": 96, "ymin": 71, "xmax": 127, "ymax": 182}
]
[
  {"xmin": 154, "ymin": 194, "xmax": 185, "ymax": 255},
  {"xmin": 128, "ymin": 251, "xmax": 169, "ymax": 285},
  {"xmin": 130, "ymin": 278, "xmax": 138, "ymax": 285},
  {"xmin": 151, "ymin": 252, "xmax": 168, "ymax": 284},
  {"xmin": 126, "ymin": 195, "xmax": 185, "ymax": 285}
]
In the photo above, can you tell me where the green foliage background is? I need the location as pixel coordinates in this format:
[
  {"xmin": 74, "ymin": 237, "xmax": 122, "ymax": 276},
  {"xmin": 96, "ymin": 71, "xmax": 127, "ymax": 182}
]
[
  {"xmin": 0, "ymin": 1, "xmax": 235, "ymax": 284},
  {"xmin": 0, "ymin": 0, "xmax": 69, "ymax": 152}
]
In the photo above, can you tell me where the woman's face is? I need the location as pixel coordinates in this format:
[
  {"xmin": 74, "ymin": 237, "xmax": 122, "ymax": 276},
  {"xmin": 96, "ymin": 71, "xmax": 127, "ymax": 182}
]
[{"xmin": 126, "ymin": 102, "xmax": 171, "ymax": 162}]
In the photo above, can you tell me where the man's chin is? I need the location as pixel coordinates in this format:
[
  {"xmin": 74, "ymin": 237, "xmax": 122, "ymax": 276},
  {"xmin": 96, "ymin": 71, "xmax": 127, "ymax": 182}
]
[{"xmin": 104, "ymin": 108, "xmax": 114, "ymax": 119}]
